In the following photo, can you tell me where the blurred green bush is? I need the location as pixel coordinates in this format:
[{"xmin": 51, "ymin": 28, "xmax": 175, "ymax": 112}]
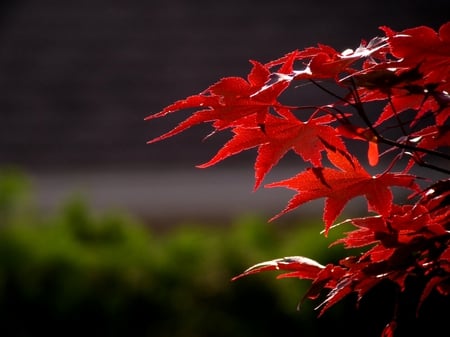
[{"xmin": 0, "ymin": 168, "xmax": 390, "ymax": 337}]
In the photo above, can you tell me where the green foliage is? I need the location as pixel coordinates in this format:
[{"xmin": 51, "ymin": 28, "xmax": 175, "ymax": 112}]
[{"xmin": 0, "ymin": 169, "xmax": 368, "ymax": 337}]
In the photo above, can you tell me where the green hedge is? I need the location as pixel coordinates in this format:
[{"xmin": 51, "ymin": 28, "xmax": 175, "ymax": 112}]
[{"xmin": 0, "ymin": 169, "xmax": 413, "ymax": 337}]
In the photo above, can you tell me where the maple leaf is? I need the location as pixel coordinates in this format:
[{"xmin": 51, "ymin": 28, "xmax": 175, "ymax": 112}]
[
  {"xmin": 332, "ymin": 203, "xmax": 441, "ymax": 255},
  {"xmin": 146, "ymin": 54, "xmax": 296, "ymax": 144},
  {"xmin": 381, "ymin": 23, "xmax": 450, "ymax": 91},
  {"xmin": 294, "ymin": 44, "xmax": 356, "ymax": 80},
  {"xmin": 374, "ymin": 90, "xmax": 441, "ymax": 128},
  {"xmin": 331, "ymin": 216, "xmax": 385, "ymax": 249},
  {"xmin": 328, "ymin": 197, "xmax": 450, "ymax": 318},
  {"xmin": 198, "ymin": 111, "xmax": 346, "ymax": 189},
  {"xmin": 267, "ymin": 153, "xmax": 420, "ymax": 234},
  {"xmin": 147, "ymin": 22, "xmax": 450, "ymax": 337},
  {"xmin": 231, "ymin": 256, "xmax": 325, "ymax": 282},
  {"xmin": 418, "ymin": 178, "xmax": 450, "ymax": 215},
  {"xmin": 404, "ymin": 125, "xmax": 450, "ymax": 171},
  {"xmin": 295, "ymin": 264, "xmax": 345, "ymax": 301},
  {"xmin": 267, "ymin": 37, "xmax": 389, "ymax": 82}
]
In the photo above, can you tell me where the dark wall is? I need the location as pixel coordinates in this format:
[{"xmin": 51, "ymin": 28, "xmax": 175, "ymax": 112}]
[{"xmin": 0, "ymin": 0, "xmax": 448, "ymax": 170}]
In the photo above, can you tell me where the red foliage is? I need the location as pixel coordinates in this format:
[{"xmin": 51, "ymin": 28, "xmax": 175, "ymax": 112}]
[{"xmin": 147, "ymin": 22, "xmax": 450, "ymax": 336}]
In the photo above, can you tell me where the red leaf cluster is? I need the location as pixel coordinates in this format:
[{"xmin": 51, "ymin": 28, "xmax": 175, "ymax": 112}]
[{"xmin": 147, "ymin": 22, "xmax": 450, "ymax": 337}]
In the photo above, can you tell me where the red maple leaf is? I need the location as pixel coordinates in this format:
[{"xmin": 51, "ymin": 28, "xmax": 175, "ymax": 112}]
[
  {"xmin": 198, "ymin": 111, "xmax": 346, "ymax": 189},
  {"xmin": 231, "ymin": 256, "xmax": 325, "ymax": 282},
  {"xmin": 147, "ymin": 22, "xmax": 450, "ymax": 337},
  {"xmin": 378, "ymin": 92, "xmax": 440, "ymax": 127},
  {"xmin": 267, "ymin": 37, "xmax": 389, "ymax": 82},
  {"xmin": 146, "ymin": 54, "xmax": 297, "ymax": 144},
  {"xmin": 404, "ymin": 125, "xmax": 450, "ymax": 171},
  {"xmin": 381, "ymin": 23, "xmax": 450, "ymax": 91},
  {"xmin": 267, "ymin": 152, "xmax": 420, "ymax": 234}
]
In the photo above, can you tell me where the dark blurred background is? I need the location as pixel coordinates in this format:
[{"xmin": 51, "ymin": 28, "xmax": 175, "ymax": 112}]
[{"xmin": 0, "ymin": 0, "xmax": 448, "ymax": 223}]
